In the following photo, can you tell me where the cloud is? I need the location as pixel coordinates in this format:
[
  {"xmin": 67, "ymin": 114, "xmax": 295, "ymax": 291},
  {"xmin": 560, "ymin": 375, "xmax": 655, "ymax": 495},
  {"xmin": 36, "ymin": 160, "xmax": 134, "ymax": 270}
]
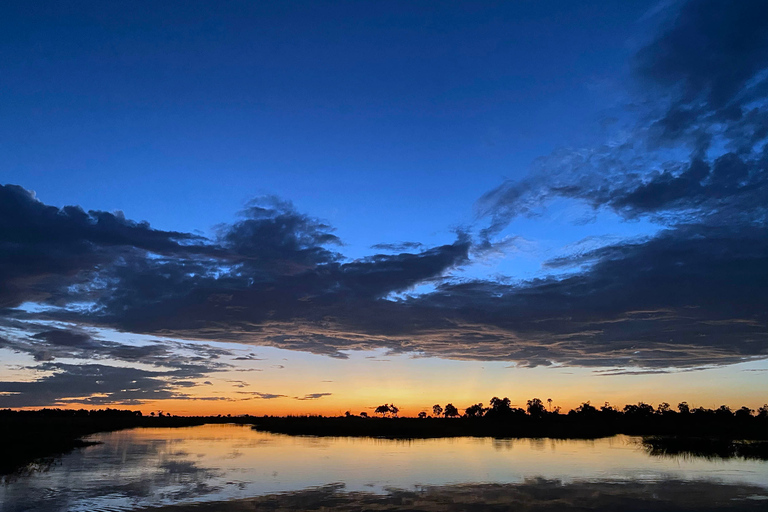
[
  {"xmin": 0, "ymin": 184, "xmax": 217, "ymax": 308},
  {"xmin": 233, "ymin": 353, "xmax": 264, "ymax": 361},
  {"xmin": 2, "ymin": 178, "xmax": 765, "ymax": 371},
  {"xmin": 0, "ymin": 324, "xmax": 233, "ymax": 388},
  {"xmin": 236, "ymin": 391, "xmax": 287, "ymax": 400},
  {"xmin": 2, "ymin": 184, "xmax": 765, "ymax": 369},
  {"xmin": 81, "ymin": 228, "xmax": 470, "ymax": 350},
  {"xmin": 634, "ymin": 0, "xmax": 768, "ymax": 152},
  {"xmin": 477, "ymin": 0, "xmax": 768, "ymax": 234},
  {"xmin": 0, "ymin": 363, "xmax": 197, "ymax": 407},
  {"xmin": 0, "ymin": 331, "xmax": 239, "ymax": 404},
  {"xmin": 294, "ymin": 393, "xmax": 332, "ymax": 400},
  {"xmin": 217, "ymin": 196, "xmax": 342, "ymax": 274},
  {"xmin": 592, "ymin": 367, "xmax": 706, "ymax": 377},
  {"xmin": 31, "ymin": 329, "xmax": 96, "ymax": 348},
  {"xmin": 370, "ymin": 241, "xmax": 424, "ymax": 252}
]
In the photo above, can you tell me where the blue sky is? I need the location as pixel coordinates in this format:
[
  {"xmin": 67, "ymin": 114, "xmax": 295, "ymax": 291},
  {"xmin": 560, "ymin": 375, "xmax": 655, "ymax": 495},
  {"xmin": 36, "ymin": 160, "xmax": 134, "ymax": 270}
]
[
  {"xmin": 1, "ymin": 0, "xmax": 767, "ymax": 413},
  {"xmin": 2, "ymin": 1, "xmax": 655, "ymax": 257}
]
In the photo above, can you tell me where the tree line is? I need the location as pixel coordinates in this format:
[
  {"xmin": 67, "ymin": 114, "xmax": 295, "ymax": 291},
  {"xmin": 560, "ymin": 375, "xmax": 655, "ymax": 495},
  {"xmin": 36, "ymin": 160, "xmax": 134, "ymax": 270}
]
[{"xmin": 365, "ymin": 397, "xmax": 768, "ymax": 421}]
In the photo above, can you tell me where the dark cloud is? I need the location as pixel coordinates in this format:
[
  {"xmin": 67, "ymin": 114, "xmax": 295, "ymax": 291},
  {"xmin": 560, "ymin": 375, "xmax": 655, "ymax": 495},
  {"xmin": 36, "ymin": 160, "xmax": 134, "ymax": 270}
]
[
  {"xmin": 478, "ymin": 142, "xmax": 767, "ymax": 235},
  {"xmin": 370, "ymin": 241, "xmax": 424, "ymax": 252},
  {"xmin": 217, "ymin": 197, "xmax": 342, "ymax": 275},
  {"xmin": 0, "ymin": 363, "xmax": 194, "ymax": 407},
  {"xmin": 2, "ymin": 194, "xmax": 763, "ymax": 368},
  {"xmin": 169, "ymin": 222, "xmax": 761, "ymax": 368},
  {"xmin": 84, "ymin": 232, "xmax": 470, "ymax": 344},
  {"xmin": 31, "ymin": 329, "xmax": 95, "ymax": 348},
  {"xmin": 410, "ymin": 223, "xmax": 767, "ymax": 366},
  {"xmin": 634, "ymin": 0, "xmax": 768, "ymax": 151},
  {"xmin": 477, "ymin": 0, "xmax": 768, "ymax": 233},
  {"xmin": 433, "ymin": 0, "xmax": 767, "ymax": 367},
  {"xmin": 1, "ymin": 184, "xmax": 765, "ymax": 369},
  {"xmin": 0, "ymin": 325, "xmax": 233, "ymax": 387},
  {"xmin": 0, "ymin": 184, "xmax": 215, "ymax": 308}
]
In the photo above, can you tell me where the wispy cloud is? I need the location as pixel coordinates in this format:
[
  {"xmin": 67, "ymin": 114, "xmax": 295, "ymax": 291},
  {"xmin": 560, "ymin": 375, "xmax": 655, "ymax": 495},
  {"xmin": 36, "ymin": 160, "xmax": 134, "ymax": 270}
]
[{"xmin": 294, "ymin": 393, "xmax": 332, "ymax": 401}]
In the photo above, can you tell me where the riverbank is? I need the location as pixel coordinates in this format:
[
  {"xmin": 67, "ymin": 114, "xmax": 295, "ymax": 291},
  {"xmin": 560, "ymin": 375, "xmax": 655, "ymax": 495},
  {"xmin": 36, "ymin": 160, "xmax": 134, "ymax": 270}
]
[
  {"xmin": 0, "ymin": 410, "xmax": 254, "ymax": 475},
  {"xmin": 249, "ymin": 414, "xmax": 768, "ymax": 441}
]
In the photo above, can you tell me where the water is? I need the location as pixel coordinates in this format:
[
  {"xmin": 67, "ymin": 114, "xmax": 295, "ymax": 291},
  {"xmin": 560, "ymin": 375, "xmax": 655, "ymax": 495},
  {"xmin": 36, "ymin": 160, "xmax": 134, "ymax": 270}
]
[{"xmin": 2, "ymin": 424, "xmax": 767, "ymax": 511}]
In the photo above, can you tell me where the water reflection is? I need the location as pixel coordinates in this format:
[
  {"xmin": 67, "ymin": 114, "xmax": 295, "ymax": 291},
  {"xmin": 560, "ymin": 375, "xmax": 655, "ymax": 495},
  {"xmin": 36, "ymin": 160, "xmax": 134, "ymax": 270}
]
[{"xmin": 1, "ymin": 424, "xmax": 767, "ymax": 512}]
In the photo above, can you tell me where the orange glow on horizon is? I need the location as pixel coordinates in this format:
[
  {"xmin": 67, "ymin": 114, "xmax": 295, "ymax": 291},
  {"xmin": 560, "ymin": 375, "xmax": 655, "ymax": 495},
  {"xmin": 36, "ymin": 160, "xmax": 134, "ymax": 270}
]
[{"xmin": 3, "ymin": 346, "xmax": 766, "ymax": 416}]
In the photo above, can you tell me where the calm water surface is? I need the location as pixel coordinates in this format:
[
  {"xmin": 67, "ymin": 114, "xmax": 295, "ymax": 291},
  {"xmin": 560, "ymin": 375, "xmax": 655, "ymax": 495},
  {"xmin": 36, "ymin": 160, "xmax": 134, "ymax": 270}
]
[{"xmin": 2, "ymin": 424, "xmax": 767, "ymax": 511}]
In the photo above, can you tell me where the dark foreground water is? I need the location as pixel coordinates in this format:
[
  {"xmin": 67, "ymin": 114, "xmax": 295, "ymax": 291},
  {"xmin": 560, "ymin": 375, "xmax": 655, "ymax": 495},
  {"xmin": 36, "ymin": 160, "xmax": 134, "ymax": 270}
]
[{"xmin": 1, "ymin": 424, "xmax": 767, "ymax": 511}]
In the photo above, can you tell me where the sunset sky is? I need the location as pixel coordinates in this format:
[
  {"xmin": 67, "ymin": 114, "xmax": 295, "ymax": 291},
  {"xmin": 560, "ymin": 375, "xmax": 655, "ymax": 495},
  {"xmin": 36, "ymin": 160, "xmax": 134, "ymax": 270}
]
[{"xmin": 1, "ymin": 0, "xmax": 766, "ymax": 416}]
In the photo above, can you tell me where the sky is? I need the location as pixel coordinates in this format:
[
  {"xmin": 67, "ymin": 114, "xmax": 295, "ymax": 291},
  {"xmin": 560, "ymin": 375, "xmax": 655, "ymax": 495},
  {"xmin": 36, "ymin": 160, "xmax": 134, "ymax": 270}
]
[{"xmin": 1, "ymin": 0, "xmax": 766, "ymax": 416}]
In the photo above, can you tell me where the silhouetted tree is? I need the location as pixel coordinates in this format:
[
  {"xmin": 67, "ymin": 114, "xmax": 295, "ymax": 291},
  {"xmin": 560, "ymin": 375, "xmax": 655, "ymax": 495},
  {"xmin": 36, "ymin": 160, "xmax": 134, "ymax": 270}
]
[
  {"xmin": 444, "ymin": 403, "xmax": 459, "ymax": 418},
  {"xmin": 573, "ymin": 401, "xmax": 598, "ymax": 417},
  {"xmin": 527, "ymin": 398, "xmax": 546, "ymax": 418},
  {"xmin": 623, "ymin": 402, "xmax": 654, "ymax": 418},
  {"xmin": 692, "ymin": 406, "xmax": 711, "ymax": 418},
  {"xmin": 374, "ymin": 404, "xmax": 390, "ymax": 417},
  {"xmin": 735, "ymin": 406, "xmax": 753, "ymax": 419},
  {"xmin": 360, "ymin": 411, "xmax": 368, "ymax": 418},
  {"xmin": 486, "ymin": 396, "xmax": 512, "ymax": 419},
  {"xmin": 388, "ymin": 404, "xmax": 399, "ymax": 417},
  {"xmin": 432, "ymin": 404, "xmax": 443, "ymax": 417},
  {"xmin": 678, "ymin": 401, "xmax": 690, "ymax": 414},
  {"xmin": 547, "ymin": 398, "xmax": 553, "ymax": 412},
  {"xmin": 464, "ymin": 403, "xmax": 485, "ymax": 418},
  {"xmin": 715, "ymin": 405, "xmax": 733, "ymax": 418},
  {"xmin": 489, "ymin": 396, "xmax": 510, "ymax": 411},
  {"xmin": 418, "ymin": 411, "xmax": 427, "ymax": 419},
  {"xmin": 758, "ymin": 404, "xmax": 768, "ymax": 419},
  {"xmin": 656, "ymin": 402, "xmax": 672, "ymax": 415}
]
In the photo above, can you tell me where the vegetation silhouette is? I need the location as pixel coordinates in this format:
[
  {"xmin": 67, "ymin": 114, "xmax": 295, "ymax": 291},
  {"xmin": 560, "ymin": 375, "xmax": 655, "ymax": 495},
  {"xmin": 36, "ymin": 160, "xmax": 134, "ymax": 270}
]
[
  {"xmin": 642, "ymin": 436, "xmax": 768, "ymax": 461},
  {"xmin": 0, "ymin": 408, "xmax": 251, "ymax": 476},
  {"xmin": 2, "ymin": 398, "xmax": 767, "ymax": 476},
  {"xmin": 250, "ymin": 398, "xmax": 768, "ymax": 449},
  {"xmin": 373, "ymin": 404, "xmax": 399, "ymax": 417},
  {"xmin": 443, "ymin": 403, "xmax": 460, "ymax": 418}
]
